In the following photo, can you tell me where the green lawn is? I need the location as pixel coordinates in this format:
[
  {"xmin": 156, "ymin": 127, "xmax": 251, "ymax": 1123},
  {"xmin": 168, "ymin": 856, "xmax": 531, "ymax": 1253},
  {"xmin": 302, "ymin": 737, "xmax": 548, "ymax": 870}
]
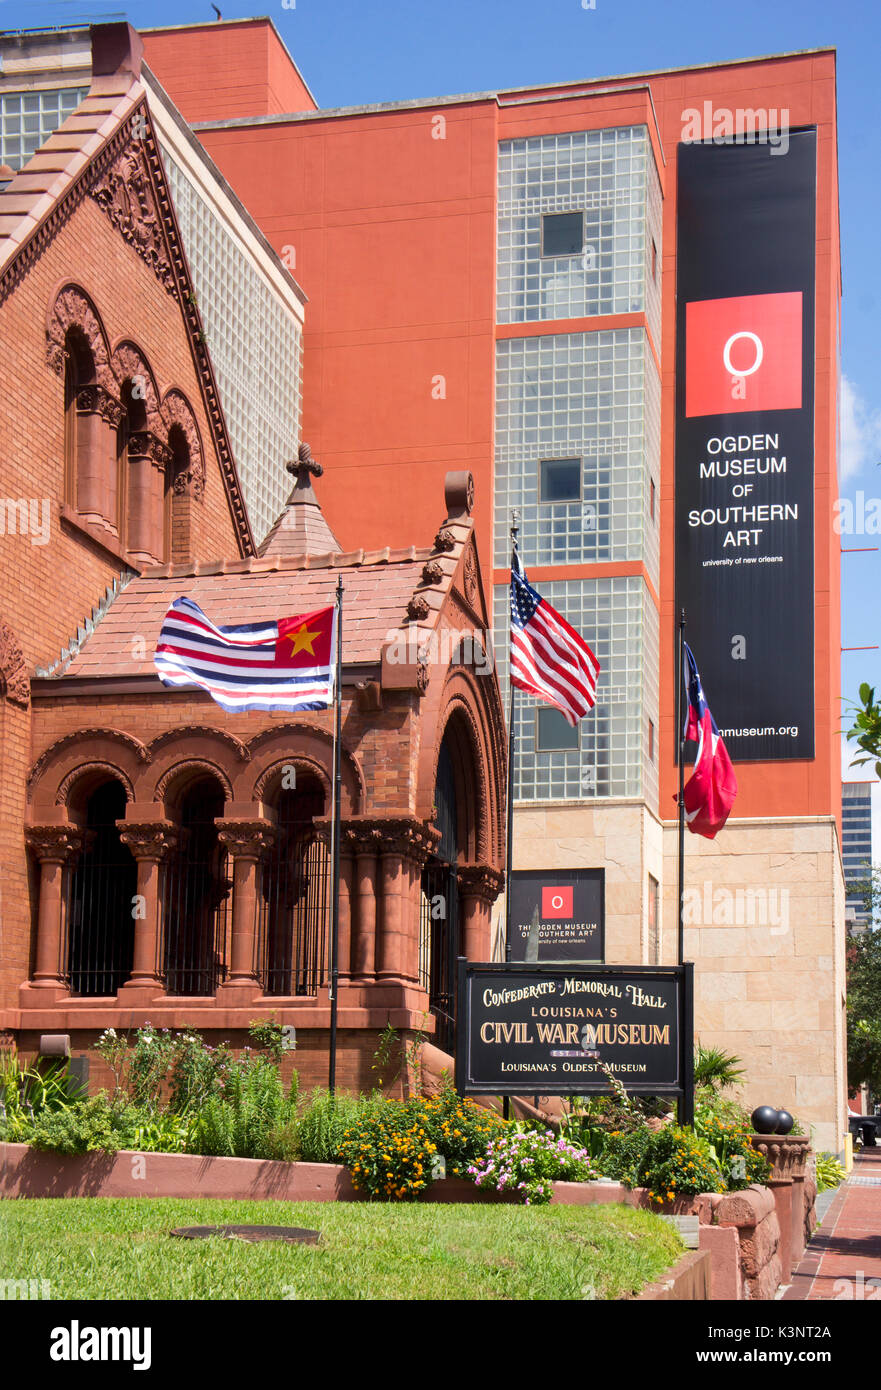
[{"xmin": 0, "ymin": 1197, "xmax": 683, "ymax": 1300}]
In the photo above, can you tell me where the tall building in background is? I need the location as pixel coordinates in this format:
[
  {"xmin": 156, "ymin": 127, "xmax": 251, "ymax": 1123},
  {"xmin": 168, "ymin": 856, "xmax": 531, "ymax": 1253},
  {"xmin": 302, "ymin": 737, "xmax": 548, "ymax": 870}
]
[
  {"xmin": 0, "ymin": 24, "xmax": 305, "ymax": 543},
  {"xmin": 842, "ymin": 782, "xmax": 873, "ymax": 932},
  {"xmin": 142, "ymin": 20, "xmax": 845, "ymax": 1151}
]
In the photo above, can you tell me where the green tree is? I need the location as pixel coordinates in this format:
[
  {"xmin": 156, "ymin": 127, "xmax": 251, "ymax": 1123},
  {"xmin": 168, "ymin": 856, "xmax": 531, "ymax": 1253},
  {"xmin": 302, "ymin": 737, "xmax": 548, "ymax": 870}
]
[
  {"xmin": 845, "ymin": 683, "xmax": 881, "ymax": 778},
  {"xmin": 846, "ymin": 926, "xmax": 881, "ymax": 1094}
]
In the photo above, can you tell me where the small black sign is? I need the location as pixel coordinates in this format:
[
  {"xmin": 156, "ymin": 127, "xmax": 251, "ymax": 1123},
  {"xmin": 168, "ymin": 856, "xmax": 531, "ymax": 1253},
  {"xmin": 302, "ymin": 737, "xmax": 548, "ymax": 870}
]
[
  {"xmin": 507, "ymin": 869, "xmax": 604, "ymax": 963},
  {"xmin": 457, "ymin": 961, "xmax": 694, "ymax": 1102}
]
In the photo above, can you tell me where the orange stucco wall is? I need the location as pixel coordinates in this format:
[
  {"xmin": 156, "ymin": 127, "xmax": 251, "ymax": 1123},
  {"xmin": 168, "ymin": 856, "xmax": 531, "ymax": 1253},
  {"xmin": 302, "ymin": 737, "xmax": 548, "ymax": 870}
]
[{"xmin": 144, "ymin": 35, "xmax": 841, "ymax": 828}]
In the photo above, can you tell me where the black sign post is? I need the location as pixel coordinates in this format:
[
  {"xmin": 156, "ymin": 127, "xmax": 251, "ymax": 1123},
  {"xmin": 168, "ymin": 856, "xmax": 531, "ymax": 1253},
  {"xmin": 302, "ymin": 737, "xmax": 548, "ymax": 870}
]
[
  {"xmin": 674, "ymin": 132, "xmax": 817, "ymax": 763},
  {"xmin": 457, "ymin": 960, "xmax": 694, "ymax": 1123}
]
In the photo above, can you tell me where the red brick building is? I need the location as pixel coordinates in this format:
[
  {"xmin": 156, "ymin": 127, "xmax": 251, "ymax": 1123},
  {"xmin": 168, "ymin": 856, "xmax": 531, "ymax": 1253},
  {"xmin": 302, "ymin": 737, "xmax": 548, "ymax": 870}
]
[{"xmin": 0, "ymin": 24, "xmax": 505, "ymax": 1090}]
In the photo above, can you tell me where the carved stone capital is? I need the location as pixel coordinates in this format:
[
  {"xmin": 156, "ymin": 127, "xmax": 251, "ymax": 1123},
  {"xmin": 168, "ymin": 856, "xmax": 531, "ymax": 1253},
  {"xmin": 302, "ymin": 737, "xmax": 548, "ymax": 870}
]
[
  {"xmin": 749, "ymin": 1134, "xmax": 811, "ymax": 1181},
  {"xmin": 76, "ymin": 383, "xmax": 124, "ymax": 427},
  {"xmin": 0, "ymin": 619, "xmax": 29, "ymax": 708},
  {"xmin": 373, "ymin": 817, "xmax": 442, "ymax": 866},
  {"xmin": 25, "ymin": 824, "xmax": 84, "ymax": 863},
  {"xmin": 214, "ymin": 818, "xmax": 276, "ymax": 858},
  {"xmin": 128, "ymin": 431, "xmax": 172, "ymax": 468},
  {"xmin": 117, "ymin": 821, "xmax": 178, "ymax": 861},
  {"xmin": 457, "ymin": 864, "xmax": 505, "ymax": 903}
]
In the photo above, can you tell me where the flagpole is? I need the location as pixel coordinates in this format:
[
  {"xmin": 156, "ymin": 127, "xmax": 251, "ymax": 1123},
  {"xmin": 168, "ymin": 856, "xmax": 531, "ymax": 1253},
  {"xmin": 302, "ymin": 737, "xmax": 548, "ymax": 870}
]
[
  {"xmin": 328, "ymin": 574, "xmax": 343, "ymax": 1094},
  {"xmin": 504, "ymin": 512, "xmax": 519, "ymax": 965},
  {"xmin": 502, "ymin": 514, "xmax": 519, "ymax": 1124},
  {"xmin": 677, "ymin": 608, "xmax": 686, "ymax": 968}
]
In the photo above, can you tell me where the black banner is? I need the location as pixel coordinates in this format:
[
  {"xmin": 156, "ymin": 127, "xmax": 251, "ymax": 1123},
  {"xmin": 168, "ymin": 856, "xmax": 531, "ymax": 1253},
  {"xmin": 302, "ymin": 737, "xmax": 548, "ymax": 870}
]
[
  {"xmin": 675, "ymin": 132, "xmax": 816, "ymax": 761},
  {"xmin": 507, "ymin": 869, "xmax": 604, "ymax": 963},
  {"xmin": 457, "ymin": 961, "xmax": 693, "ymax": 1099}
]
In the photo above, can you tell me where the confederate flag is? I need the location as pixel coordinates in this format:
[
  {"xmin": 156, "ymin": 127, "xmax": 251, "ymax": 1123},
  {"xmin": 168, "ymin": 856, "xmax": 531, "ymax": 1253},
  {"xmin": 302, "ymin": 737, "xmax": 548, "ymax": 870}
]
[{"xmin": 680, "ymin": 642, "xmax": 737, "ymax": 838}]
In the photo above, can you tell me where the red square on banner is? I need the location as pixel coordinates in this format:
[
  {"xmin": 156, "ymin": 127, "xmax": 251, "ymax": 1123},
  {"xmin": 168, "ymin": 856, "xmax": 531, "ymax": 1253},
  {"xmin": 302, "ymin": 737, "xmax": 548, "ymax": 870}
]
[
  {"xmin": 542, "ymin": 886, "xmax": 574, "ymax": 920},
  {"xmin": 685, "ymin": 291, "xmax": 802, "ymax": 418}
]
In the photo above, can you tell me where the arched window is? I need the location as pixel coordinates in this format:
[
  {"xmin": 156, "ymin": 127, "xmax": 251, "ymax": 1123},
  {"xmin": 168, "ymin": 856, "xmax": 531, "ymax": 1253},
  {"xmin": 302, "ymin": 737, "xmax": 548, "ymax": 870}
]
[
  {"xmin": 168, "ymin": 422, "xmax": 193, "ymax": 564},
  {"xmin": 162, "ymin": 777, "xmax": 230, "ymax": 995},
  {"xmin": 122, "ymin": 378, "xmax": 168, "ymax": 564},
  {"xmin": 259, "ymin": 773, "xmax": 329, "ymax": 996},
  {"xmin": 63, "ymin": 327, "xmax": 95, "ymax": 512},
  {"xmin": 65, "ymin": 779, "xmax": 137, "ymax": 996},
  {"xmin": 420, "ymin": 737, "xmax": 459, "ymax": 1051}
]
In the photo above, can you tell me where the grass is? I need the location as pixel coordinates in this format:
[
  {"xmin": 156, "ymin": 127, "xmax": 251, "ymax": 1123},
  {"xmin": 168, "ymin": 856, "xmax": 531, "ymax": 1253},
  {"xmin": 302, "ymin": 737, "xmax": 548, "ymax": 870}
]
[{"xmin": 0, "ymin": 1197, "xmax": 683, "ymax": 1300}]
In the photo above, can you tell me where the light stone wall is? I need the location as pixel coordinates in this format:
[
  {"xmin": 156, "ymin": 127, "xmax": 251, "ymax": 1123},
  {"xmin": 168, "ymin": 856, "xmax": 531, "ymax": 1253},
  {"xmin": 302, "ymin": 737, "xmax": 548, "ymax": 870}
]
[{"xmin": 494, "ymin": 804, "xmax": 847, "ymax": 1156}]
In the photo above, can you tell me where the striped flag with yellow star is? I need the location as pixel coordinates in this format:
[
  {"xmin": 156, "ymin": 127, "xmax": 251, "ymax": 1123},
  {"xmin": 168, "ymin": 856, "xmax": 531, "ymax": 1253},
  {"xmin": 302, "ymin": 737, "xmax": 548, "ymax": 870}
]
[{"xmin": 154, "ymin": 595, "xmax": 337, "ymax": 712}]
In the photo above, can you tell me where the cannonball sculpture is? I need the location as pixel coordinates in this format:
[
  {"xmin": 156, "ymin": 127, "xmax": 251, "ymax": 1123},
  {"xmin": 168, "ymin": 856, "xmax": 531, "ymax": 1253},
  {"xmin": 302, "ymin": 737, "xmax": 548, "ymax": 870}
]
[
  {"xmin": 775, "ymin": 1110, "xmax": 795, "ymax": 1135},
  {"xmin": 751, "ymin": 1105, "xmax": 780, "ymax": 1134}
]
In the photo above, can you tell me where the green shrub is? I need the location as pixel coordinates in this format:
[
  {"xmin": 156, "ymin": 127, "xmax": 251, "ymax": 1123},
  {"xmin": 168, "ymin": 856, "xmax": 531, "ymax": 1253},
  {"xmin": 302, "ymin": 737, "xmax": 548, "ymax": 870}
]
[
  {"xmin": 295, "ymin": 1087, "xmax": 368, "ymax": 1163},
  {"xmin": 187, "ymin": 1056, "xmax": 297, "ymax": 1159},
  {"xmin": 633, "ymin": 1125, "xmax": 722, "ymax": 1204},
  {"xmin": 694, "ymin": 1107, "xmax": 770, "ymax": 1189},
  {"xmin": 27, "ymin": 1094, "xmax": 139, "ymax": 1156},
  {"xmin": 340, "ymin": 1100, "xmax": 438, "ymax": 1200},
  {"xmin": 594, "ymin": 1127, "xmax": 654, "ymax": 1185}
]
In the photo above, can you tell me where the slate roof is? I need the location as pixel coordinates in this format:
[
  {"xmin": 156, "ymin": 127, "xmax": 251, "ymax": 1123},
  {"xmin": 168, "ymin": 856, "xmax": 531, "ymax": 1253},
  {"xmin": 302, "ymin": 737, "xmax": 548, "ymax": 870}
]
[{"xmin": 63, "ymin": 548, "xmax": 436, "ymax": 676}]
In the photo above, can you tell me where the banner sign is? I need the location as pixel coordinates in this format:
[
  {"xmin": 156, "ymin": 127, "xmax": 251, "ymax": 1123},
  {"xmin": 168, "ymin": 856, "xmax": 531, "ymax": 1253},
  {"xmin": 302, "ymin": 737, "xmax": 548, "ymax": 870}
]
[
  {"xmin": 456, "ymin": 961, "xmax": 694, "ymax": 1100},
  {"xmin": 674, "ymin": 132, "xmax": 817, "ymax": 761},
  {"xmin": 507, "ymin": 869, "xmax": 604, "ymax": 963}
]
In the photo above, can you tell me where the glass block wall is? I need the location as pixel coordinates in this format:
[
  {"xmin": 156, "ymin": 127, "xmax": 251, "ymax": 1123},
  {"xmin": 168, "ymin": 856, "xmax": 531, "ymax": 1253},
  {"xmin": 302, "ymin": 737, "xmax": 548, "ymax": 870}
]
[
  {"xmin": 161, "ymin": 146, "xmax": 302, "ymax": 544},
  {"xmin": 0, "ymin": 87, "xmax": 87, "ymax": 169},
  {"xmin": 494, "ymin": 329, "xmax": 655, "ymax": 570},
  {"xmin": 497, "ymin": 126, "xmax": 654, "ymax": 325},
  {"xmin": 494, "ymin": 577, "xmax": 648, "ymax": 801}
]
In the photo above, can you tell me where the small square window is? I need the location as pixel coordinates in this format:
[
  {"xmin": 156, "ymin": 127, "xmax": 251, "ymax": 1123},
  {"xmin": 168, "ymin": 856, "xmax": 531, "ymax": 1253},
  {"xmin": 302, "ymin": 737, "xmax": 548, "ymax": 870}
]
[
  {"xmin": 540, "ymin": 457, "xmax": 581, "ymax": 503},
  {"xmin": 536, "ymin": 707, "xmax": 580, "ymax": 751},
  {"xmin": 541, "ymin": 211, "xmax": 584, "ymax": 258}
]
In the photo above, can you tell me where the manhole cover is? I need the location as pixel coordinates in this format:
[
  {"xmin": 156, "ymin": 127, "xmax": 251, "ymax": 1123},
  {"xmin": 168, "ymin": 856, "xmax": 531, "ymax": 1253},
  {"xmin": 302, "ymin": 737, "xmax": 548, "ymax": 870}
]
[{"xmin": 170, "ymin": 1225, "xmax": 320, "ymax": 1245}]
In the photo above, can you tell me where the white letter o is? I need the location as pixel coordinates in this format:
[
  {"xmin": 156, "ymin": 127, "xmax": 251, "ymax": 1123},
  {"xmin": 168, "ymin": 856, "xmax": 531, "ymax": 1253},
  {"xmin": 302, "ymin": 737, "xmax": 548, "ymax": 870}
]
[{"xmin": 723, "ymin": 331, "xmax": 763, "ymax": 378}]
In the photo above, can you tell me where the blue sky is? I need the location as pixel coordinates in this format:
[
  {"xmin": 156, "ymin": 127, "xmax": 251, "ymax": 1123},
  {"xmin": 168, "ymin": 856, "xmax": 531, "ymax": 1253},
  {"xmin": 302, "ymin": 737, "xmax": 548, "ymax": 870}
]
[{"xmin": 5, "ymin": 0, "xmax": 880, "ymax": 842}]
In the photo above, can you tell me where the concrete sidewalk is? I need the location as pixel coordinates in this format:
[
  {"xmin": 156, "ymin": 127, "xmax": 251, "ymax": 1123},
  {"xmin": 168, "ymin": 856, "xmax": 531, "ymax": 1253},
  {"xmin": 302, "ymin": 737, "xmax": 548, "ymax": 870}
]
[{"xmin": 784, "ymin": 1148, "xmax": 881, "ymax": 1300}]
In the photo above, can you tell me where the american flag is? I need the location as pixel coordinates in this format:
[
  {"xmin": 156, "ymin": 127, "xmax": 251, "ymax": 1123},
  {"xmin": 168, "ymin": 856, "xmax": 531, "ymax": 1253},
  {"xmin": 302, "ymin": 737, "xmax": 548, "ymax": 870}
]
[
  {"xmin": 154, "ymin": 596, "xmax": 337, "ymax": 713},
  {"xmin": 510, "ymin": 553, "xmax": 600, "ymax": 725}
]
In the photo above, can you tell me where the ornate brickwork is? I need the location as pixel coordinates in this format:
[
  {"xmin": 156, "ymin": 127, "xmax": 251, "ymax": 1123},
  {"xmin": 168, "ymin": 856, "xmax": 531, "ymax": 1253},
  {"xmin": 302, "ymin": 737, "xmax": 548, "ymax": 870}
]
[
  {"xmin": 0, "ymin": 620, "xmax": 30, "ymax": 708},
  {"xmin": 91, "ymin": 143, "xmax": 176, "ymax": 295}
]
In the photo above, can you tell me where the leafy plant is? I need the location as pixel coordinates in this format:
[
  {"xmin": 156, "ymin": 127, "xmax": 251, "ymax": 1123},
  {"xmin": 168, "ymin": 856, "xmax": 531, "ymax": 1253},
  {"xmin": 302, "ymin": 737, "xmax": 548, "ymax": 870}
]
[
  {"xmin": 248, "ymin": 1016, "xmax": 288, "ymax": 1065},
  {"xmin": 634, "ymin": 1125, "xmax": 722, "ymax": 1204},
  {"xmin": 294, "ymin": 1087, "xmax": 367, "ymax": 1163},
  {"xmin": 845, "ymin": 682, "xmax": 881, "ymax": 779},
  {"xmin": 27, "ymin": 1094, "xmax": 138, "ymax": 1156},
  {"xmin": 0, "ymin": 1047, "xmax": 85, "ymax": 1120},
  {"xmin": 468, "ymin": 1127, "xmax": 596, "ymax": 1205},
  {"xmin": 815, "ymin": 1151, "xmax": 847, "ymax": 1192},
  {"xmin": 186, "ymin": 1055, "xmax": 297, "ymax": 1159},
  {"xmin": 694, "ymin": 1044, "xmax": 746, "ymax": 1093}
]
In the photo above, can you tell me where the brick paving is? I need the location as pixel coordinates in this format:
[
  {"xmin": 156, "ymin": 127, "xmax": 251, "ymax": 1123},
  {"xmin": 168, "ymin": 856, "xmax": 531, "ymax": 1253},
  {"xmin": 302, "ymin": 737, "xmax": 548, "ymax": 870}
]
[{"xmin": 784, "ymin": 1148, "xmax": 881, "ymax": 1300}]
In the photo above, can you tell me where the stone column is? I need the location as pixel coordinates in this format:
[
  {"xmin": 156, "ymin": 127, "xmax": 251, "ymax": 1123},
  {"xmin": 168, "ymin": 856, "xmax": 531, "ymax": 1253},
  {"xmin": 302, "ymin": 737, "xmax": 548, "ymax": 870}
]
[
  {"xmin": 215, "ymin": 817, "xmax": 275, "ymax": 997},
  {"xmin": 127, "ymin": 431, "xmax": 171, "ymax": 563},
  {"xmin": 74, "ymin": 385, "xmax": 123, "ymax": 531},
  {"xmin": 24, "ymin": 824, "xmax": 83, "ymax": 991},
  {"xmin": 457, "ymin": 865, "xmax": 504, "ymax": 962},
  {"xmin": 749, "ymin": 1134, "xmax": 811, "ymax": 1282},
  {"xmin": 375, "ymin": 819, "xmax": 440, "ymax": 984},
  {"xmin": 117, "ymin": 820, "xmax": 178, "ymax": 995},
  {"xmin": 349, "ymin": 828, "xmax": 380, "ymax": 978}
]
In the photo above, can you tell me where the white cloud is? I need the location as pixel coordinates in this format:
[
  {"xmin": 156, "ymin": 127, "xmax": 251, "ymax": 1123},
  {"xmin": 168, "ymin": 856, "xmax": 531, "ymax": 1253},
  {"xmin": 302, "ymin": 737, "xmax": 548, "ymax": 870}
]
[{"xmin": 839, "ymin": 374, "xmax": 881, "ymax": 482}]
